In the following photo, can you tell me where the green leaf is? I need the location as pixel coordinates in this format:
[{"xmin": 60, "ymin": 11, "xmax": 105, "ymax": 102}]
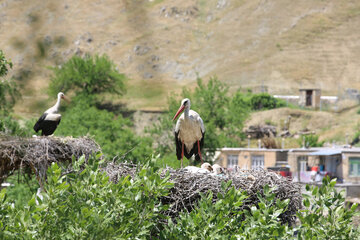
[
  {"xmin": 330, "ymin": 178, "xmax": 337, "ymax": 187},
  {"xmin": 304, "ymin": 198, "xmax": 310, "ymax": 207},
  {"xmin": 28, "ymin": 196, "xmax": 36, "ymax": 207},
  {"xmin": 0, "ymin": 188, "xmax": 6, "ymax": 202}
]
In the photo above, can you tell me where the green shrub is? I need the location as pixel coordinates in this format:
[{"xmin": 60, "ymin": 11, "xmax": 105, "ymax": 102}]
[
  {"xmin": 298, "ymin": 134, "xmax": 325, "ymax": 147},
  {"xmin": 0, "ymin": 49, "xmax": 26, "ymax": 136},
  {"xmin": 0, "ymin": 155, "xmax": 173, "ymax": 239},
  {"xmin": 0, "ymin": 50, "xmax": 12, "ymax": 78},
  {"xmin": 48, "ymin": 54, "xmax": 126, "ymax": 103},
  {"xmin": 1, "ymin": 160, "xmax": 358, "ymax": 239},
  {"xmin": 249, "ymin": 93, "xmax": 286, "ymax": 111},
  {"xmin": 0, "ymin": 116, "xmax": 29, "ymax": 136},
  {"xmin": 162, "ymin": 183, "xmax": 294, "ymax": 239},
  {"xmin": 297, "ymin": 177, "xmax": 359, "ymax": 239}
]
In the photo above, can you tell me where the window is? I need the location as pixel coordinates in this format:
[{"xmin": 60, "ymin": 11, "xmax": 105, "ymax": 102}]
[
  {"xmin": 251, "ymin": 155, "xmax": 264, "ymax": 169},
  {"xmin": 349, "ymin": 157, "xmax": 360, "ymax": 176},
  {"xmin": 227, "ymin": 155, "xmax": 238, "ymax": 168}
]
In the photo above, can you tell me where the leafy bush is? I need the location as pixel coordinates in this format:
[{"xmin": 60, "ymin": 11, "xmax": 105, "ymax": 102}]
[
  {"xmin": 1, "ymin": 158, "xmax": 358, "ymax": 239},
  {"xmin": 0, "ymin": 155, "xmax": 173, "ymax": 239},
  {"xmin": 162, "ymin": 183, "xmax": 294, "ymax": 239},
  {"xmin": 297, "ymin": 177, "xmax": 359, "ymax": 239},
  {"xmin": 0, "ymin": 50, "xmax": 17, "ymax": 114},
  {"xmin": 4, "ymin": 172, "xmax": 39, "ymax": 208},
  {"xmin": 298, "ymin": 134, "xmax": 325, "ymax": 148},
  {"xmin": 48, "ymin": 54, "xmax": 126, "ymax": 103},
  {"xmin": 0, "ymin": 49, "xmax": 27, "ymax": 136},
  {"xmin": 0, "ymin": 115, "xmax": 30, "ymax": 136},
  {"xmin": 0, "ymin": 50, "xmax": 12, "ymax": 78},
  {"xmin": 249, "ymin": 93, "xmax": 286, "ymax": 111}
]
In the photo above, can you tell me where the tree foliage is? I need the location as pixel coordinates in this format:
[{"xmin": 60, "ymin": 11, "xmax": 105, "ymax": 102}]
[
  {"xmin": 1, "ymin": 158, "xmax": 358, "ymax": 239},
  {"xmin": 0, "ymin": 156, "xmax": 173, "ymax": 239},
  {"xmin": 0, "ymin": 50, "xmax": 18, "ymax": 115},
  {"xmin": 0, "ymin": 50, "xmax": 26, "ymax": 136},
  {"xmin": 297, "ymin": 177, "xmax": 359, "ymax": 239},
  {"xmin": 298, "ymin": 134, "xmax": 325, "ymax": 148},
  {"xmin": 39, "ymin": 53, "xmax": 152, "ymax": 162},
  {"xmin": 0, "ymin": 50, "xmax": 12, "ymax": 77},
  {"xmin": 48, "ymin": 54, "xmax": 126, "ymax": 102},
  {"xmin": 249, "ymin": 93, "xmax": 286, "ymax": 111}
]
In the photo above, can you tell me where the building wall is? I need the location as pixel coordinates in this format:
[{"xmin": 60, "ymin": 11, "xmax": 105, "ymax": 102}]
[
  {"xmin": 219, "ymin": 150, "xmax": 278, "ymax": 170},
  {"xmin": 299, "ymin": 91, "xmax": 306, "ymax": 107},
  {"xmin": 298, "ymin": 89, "xmax": 321, "ymax": 109},
  {"xmin": 313, "ymin": 90, "xmax": 321, "ymax": 109},
  {"xmin": 342, "ymin": 153, "xmax": 360, "ymax": 183},
  {"xmin": 288, "ymin": 151, "xmax": 319, "ymax": 180}
]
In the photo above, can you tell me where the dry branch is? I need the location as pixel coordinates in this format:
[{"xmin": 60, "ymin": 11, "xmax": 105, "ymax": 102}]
[
  {"xmin": 104, "ymin": 163, "xmax": 302, "ymax": 225},
  {"xmin": 0, "ymin": 134, "xmax": 100, "ymax": 184}
]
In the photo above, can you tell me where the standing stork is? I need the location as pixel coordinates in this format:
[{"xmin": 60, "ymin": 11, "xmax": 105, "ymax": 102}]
[
  {"xmin": 33, "ymin": 92, "xmax": 68, "ymax": 136},
  {"xmin": 173, "ymin": 98, "xmax": 205, "ymax": 168}
]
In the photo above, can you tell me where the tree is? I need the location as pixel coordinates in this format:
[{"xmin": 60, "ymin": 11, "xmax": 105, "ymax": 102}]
[
  {"xmin": 43, "ymin": 53, "xmax": 152, "ymax": 162},
  {"xmin": 249, "ymin": 93, "xmax": 286, "ymax": 111},
  {"xmin": 0, "ymin": 50, "xmax": 26, "ymax": 136},
  {"xmin": 48, "ymin": 54, "xmax": 126, "ymax": 102},
  {"xmin": 0, "ymin": 50, "xmax": 18, "ymax": 114}
]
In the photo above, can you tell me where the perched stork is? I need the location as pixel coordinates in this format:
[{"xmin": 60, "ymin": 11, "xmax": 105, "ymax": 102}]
[
  {"xmin": 173, "ymin": 98, "xmax": 205, "ymax": 168},
  {"xmin": 33, "ymin": 92, "xmax": 68, "ymax": 136}
]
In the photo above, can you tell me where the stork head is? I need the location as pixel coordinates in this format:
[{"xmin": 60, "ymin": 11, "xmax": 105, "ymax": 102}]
[
  {"xmin": 58, "ymin": 92, "xmax": 69, "ymax": 102},
  {"xmin": 172, "ymin": 98, "xmax": 190, "ymax": 121}
]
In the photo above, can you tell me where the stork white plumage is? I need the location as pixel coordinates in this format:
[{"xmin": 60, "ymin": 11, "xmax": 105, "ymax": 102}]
[
  {"xmin": 173, "ymin": 98, "xmax": 205, "ymax": 168},
  {"xmin": 33, "ymin": 92, "xmax": 68, "ymax": 136}
]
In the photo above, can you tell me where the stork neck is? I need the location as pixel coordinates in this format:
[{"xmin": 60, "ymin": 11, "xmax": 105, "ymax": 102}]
[
  {"xmin": 184, "ymin": 107, "xmax": 190, "ymax": 119},
  {"xmin": 53, "ymin": 96, "xmax": 62, "ymax": 112}
]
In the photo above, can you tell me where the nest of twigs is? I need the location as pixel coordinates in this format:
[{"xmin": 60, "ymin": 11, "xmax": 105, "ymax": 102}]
[
  {"xmin": 0, "ymin": 134, "xmax": 100, "ymax": 184},
  {"xmin": 104, "ymin": 163, "xmax": 302, "ymax": 225}
]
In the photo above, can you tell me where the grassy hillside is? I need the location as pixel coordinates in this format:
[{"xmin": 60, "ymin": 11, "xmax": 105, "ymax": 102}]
[
  {"xmin": 1, "ymin": 0, "xmax": 360, "ymax": 114},
  {"xmin": 245, "ymin": 104, "xmax": 360, "ymax": 146}
]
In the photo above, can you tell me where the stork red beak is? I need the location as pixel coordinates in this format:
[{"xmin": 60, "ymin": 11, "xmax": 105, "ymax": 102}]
[
  {"xmin": 172, "ymin": 105, "xmax": 185, "ymax": 121},
  {"xmin": 61, "ymin": 95, "xmax": 70, "ymax": 103}
]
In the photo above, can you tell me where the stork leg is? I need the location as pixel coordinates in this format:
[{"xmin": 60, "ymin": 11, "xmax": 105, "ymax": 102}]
[
  {"xmin": 197, "ymin": 140, "xmax": 203, "ymax": 164},
  {"xmin": 181, "ymin": 141, "xmax": 184, "ymax": 168}
]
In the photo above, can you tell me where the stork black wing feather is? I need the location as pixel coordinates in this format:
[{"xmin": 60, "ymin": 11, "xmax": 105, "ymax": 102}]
[
  {"xmin": 174, "ymin": 130, "xmax": 182, "ymax": 160},
  {"xmin": 33, "ymin": 113, "xmax": 47, "ymax": 133}
]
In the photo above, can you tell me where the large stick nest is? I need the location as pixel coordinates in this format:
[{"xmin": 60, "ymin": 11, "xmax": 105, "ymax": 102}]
[
  {"xmin": 104, "ymin": 163, "xmax": 302, "ymax": 225},
  {"xmin": 0, "ymin": 134, "xmax": 100, "ymax": 184}
]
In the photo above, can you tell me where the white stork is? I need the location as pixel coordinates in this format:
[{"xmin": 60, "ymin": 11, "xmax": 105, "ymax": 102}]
[
  {"xmin": 33, "ymin": 92, "xmax": 68, "ymax": 136},
  {"xmin": 173, "ymin": 98, "xmax": 205, "ymax": 168}
]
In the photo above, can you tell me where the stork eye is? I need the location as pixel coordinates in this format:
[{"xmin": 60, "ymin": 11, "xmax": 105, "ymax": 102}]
[{"xmin": 183, "ymin": 100, "xmax": 188, "ymax": 105}]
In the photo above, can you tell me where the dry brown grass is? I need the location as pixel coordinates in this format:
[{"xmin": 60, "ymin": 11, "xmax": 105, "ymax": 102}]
[
  {"xmin": 1, "ymin": 0, "xmax": 360, "ymax": 114},
  {"xmin": 245, "ymin": 106, "xmax": 360, "ymax": 145}
]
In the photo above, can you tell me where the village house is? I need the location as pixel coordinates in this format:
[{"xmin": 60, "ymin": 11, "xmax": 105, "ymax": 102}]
[
  {"xmin": 288, "ymin": 147, "xmax": 360, "ymax": 183},
  {"xmin": 215, "ymin": 148, "xmax": 288, "ymax": 171},
  {"xmin": 216, "ymin": 146, "xmax": 360, "ymax": 184}
]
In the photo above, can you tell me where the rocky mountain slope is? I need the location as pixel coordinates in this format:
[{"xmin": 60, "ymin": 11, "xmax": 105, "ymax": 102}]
[{"xmin": 1, "ymin": 0, "xmax": 360, "ymax": 114}]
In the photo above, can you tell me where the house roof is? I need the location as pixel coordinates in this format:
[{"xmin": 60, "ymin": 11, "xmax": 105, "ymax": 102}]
[
  {"xmin": 289, "ymin": 147, "xmax": 360, "ymax": 154},
  {"xmin": 307, "ymin": 149, "xmax": 342, "ymax": 156},
  {"xmin": 220, "ymin": 147, "xmax": 288, "ymax": 152}
]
